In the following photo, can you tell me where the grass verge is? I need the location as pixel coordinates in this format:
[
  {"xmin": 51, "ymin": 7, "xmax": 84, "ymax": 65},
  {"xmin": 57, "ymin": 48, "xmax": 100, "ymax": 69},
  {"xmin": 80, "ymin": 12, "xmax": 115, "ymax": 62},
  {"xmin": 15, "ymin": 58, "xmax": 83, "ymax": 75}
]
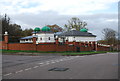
[
  {"xmin": 1, "ymin": 49, "xmax": 75, "ymax": 53},
  {"xmin": 1, "ymin": 49, "xmax": 108, "ymax": 56},
  {"xmin": 62, "ymin": 51, "xmax": 107, "ymax": 56}
]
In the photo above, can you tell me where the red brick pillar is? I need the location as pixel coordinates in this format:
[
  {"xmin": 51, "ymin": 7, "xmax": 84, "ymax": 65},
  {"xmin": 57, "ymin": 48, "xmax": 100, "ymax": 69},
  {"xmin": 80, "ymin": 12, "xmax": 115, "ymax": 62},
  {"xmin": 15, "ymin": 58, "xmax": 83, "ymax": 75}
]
[
  {"xmin": 90, "ymin": 42, "xmax": 92, "ymax": 46},
  {"xmin": 92, "ymin": 41, "xmax": 95, "ymax": 51},
  {"xmin": 83, "ymin": 41, "xmax": 85, "ymax": 46},
  {"xmin": 85, "ymin": 41, "xmax": 88, "ymax": 47},
  {"xmin": 73, "ymin": 41, "xmax": 76, "ymax": 52},
  {"xmin": 93, "ymin": 41, "xmax": 98, "ymax": 51},
  {"xmin": 4, "ymin": 32, "xmax": 8, "ymax": 44},
  {"xmin": 55, "ymin": 38, "xmax": 59, "ymax": 44},
  {"xmin": 92, "ymin": 41, "xmax": 94, "ymax": 46},
  {"xmin": 55, "ymin": 38, "xmax": 59, "ymax": 52},
  {"xmin": 65, "ymin": 40, "xmax": 68, "ymax": 51},
  {"xmin": 73, "ymin": 41, "xmax": 76, "ymax": 45},
  {"xmin": 88, "ymin": 42, "xmax": 90, "ymax": 47},
  {"xmin": 65, "ymin": 40, "xmax": 68, "ymax": 44},
  {"xmin": 79, "ymin": 42, "xmax": 81, "ymax": 46},
  {"xmin": 89, "ymin": 42, "xmax": 92, "ymax": 51},
  {"xmin": 4, "ymin": 31, "xmax": 8, "ymax": 50},
  {"xmin": 33, "ymin": 37, "xmax": 36, "ymax": 44},
  {"xmin": 95, "ymin": 42, "xmax": 98, "ymax": 51}
]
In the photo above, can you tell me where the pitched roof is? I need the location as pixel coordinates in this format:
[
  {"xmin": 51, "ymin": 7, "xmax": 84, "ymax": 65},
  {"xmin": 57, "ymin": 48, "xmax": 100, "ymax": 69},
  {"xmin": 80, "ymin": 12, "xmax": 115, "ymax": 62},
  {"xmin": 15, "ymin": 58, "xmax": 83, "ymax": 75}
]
[
  {"xmin": 57, "ymin": 30, "xmax": 96, "ymax": 37},
  {"xmin": 32, "ymin": 31, "xmax": 54, "ymax": 34},
  {"xmin": 20, "ymin": 35, "xmax": 38, "ymax": 40}
]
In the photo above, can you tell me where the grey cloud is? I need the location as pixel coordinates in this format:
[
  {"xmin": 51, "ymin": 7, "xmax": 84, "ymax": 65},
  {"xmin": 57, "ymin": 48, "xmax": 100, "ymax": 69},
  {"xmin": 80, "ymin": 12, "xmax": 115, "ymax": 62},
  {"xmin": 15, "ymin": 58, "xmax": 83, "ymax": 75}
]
[{"xmin": 10, "ymin": 11, "xmax": 118, "ymax": 40}]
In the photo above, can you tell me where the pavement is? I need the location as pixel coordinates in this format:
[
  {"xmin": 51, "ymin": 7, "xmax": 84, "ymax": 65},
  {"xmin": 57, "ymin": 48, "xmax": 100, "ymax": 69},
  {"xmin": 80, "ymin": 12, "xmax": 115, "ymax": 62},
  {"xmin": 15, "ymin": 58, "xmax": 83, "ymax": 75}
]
[{"xmin": 2, "ymin": 52, "xmax": 118, "ymax": 79}]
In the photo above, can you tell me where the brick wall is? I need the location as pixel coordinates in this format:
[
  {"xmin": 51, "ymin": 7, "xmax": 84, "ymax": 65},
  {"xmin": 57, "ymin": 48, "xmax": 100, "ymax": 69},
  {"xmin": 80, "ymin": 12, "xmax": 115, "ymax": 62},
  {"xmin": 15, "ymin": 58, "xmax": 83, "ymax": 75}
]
[
  {"xmin": 97, "ymin": 46, "xmax": 110, "ymax": 51},
  {"xmin": 8, "ymin": 43, "xmax": 36, "ymax": 51},
  {"xmin": 37, "ymin": 44, "xmax": 56, "ymax": 51},
  {"xmin": 0, "ymin": 41, "xmax": 3, "ymax": 49},
  {"xmin": 0, "ymin": 41, "xmax": 8, "ymax": 50},
  {"xmin": 80, "ymin": 46, "xmax": 93, "ymax": 51},
  {"xmin": 0, "ymin": 41, "xmax": 110, "ymax": 52}
]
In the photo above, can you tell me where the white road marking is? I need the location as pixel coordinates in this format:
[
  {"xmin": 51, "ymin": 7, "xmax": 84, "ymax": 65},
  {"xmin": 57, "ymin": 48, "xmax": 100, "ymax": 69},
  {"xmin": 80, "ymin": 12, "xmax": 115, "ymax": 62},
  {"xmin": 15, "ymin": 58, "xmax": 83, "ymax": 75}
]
[
  {"xmin": 46, "ymin": 63, "xmax": 50, "ymax": 65},
  {"xmin": 3, "ymin": 56, "xmax": 82, "ymax": 77},
  {"xmin": 15, "ymin": 70, "xmax": 23, "ymax": 73},
  {"xmin": 25, "ymin": 68, "xmax": 32, "ymax": 71},
  {"xmin": 40, "ymin": 64, "xmax": 48, "ymax": 66},
  {"xmin": 91, "ymin": 55, "xmax": 96, "ymax": 56},
  {"xmin": 65, "ymin": 59, "xmax": 70, "ymax": 60},
  {"xmin": 55, "ymin": 60, "xmax": 60, "ymax": 62},
  {"xmin": 33, "ymin": 66, "xmax": 39, "ymax": 68},
  {"xmin": 66, "ymin": 58, "xmax": 73, "ymax": 60},
  {"xmin": 40, "ymin": 63, "xmax": 50, "ymax": 66},
  {"xmin": 79, "ymin": 56, "xmax": 85, "ymax": 57},
  {"xmin": 50, "ymin": 60, "xmax": 55, "ymax": 62},
  {"xmin": 4, "ymin": 73, "xmax": 12, "ymax": 76},
  {"xmin": 75, "ymin": 56, "xmax": 79, "ymax": 57},
  {"xmin": 38, "ymin": 63, "xmax": 44, "ymax": 64},
  {"xmin": 59, "ymin": 59, "xmax": 63, "ymax": 61},
  {"xmin": 46, "ymin": 61, "xmax": 50, "ymax": 63},
  {"xmin": 51, "ymin": 62, "xmax": 55, "ymax": 63},
  {"xmin": 66, "ymin": 57, "xmax": 70, "ymax": 58}
]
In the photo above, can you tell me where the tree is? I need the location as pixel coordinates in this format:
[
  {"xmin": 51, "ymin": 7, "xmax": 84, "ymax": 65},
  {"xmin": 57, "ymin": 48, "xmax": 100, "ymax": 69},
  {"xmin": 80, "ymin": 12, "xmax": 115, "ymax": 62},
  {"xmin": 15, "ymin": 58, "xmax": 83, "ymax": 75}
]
[
  {"xmin": 102, "ymin": 28, "xmax": 117, "ymax": 45},
  {"xmin": 47, "ymin": 24, "xmax": 63, "ymax": 32},
  {"xmin": 2, "ymin": 14, "xmax": 10, "ymax": 35},
  {"xmin": 64, "ymin": 17, "xmax": 87, "ymax": 31},
  {"xmin": 22, "ymin": 28, "xmax": 33, "ymax": 37},
  {"xmin": 1, "ymin": 14, "xmax": 23, "ymax": 42}
]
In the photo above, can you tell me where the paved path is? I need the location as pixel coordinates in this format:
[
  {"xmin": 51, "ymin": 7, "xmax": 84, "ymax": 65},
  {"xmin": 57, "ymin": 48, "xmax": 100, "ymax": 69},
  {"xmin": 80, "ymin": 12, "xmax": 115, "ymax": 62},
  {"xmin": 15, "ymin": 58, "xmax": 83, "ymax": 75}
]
[{"xmin": 2, "ymin": 53, "xmax": 118, "ymax": 79}]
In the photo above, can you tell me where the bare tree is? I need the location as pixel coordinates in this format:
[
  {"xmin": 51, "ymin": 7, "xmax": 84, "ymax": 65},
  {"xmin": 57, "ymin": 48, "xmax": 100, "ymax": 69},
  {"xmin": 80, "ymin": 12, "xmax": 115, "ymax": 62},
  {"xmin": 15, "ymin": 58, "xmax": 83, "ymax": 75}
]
[
  {"xmin": 64, "ymin": 17, "xmax": 87, "ymax": 31},
  {"xmin": 47, "ymin": 24, "xmax": 63, "ymax": 32},
  {"xmin": 102, "ymin": 28, "xmax": 117, "ymax": 45}
]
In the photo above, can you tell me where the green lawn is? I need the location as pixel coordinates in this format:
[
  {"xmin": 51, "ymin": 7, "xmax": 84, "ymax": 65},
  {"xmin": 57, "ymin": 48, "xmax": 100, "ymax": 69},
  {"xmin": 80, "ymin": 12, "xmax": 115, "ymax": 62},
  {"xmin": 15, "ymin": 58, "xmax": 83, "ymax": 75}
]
[
  {"xmin": 61, "ymin": 51, "xmax": 107, "ymax": 56},
  {"xmin": 1, "ymin": 49, "xmax": 75, "ymax": 53},
  {"xmin": 1, "ymin": 49, "xmax": 109, "ymax": 56}
]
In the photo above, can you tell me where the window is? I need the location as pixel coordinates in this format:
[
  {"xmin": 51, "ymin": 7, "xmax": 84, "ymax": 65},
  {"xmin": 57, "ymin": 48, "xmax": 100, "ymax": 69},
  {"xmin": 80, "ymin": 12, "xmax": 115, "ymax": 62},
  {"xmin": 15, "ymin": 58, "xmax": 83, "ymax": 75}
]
[
  {"xmin": 48, "ymin": 37, "xmax": 50, "ymax": 40},
  {"xmin": 40, "ymin": 38, "xmax": 42, "ymax": 40},
  {"xmin": 73, "ymin": 37, "xmax": 75, "ymax": 41}
]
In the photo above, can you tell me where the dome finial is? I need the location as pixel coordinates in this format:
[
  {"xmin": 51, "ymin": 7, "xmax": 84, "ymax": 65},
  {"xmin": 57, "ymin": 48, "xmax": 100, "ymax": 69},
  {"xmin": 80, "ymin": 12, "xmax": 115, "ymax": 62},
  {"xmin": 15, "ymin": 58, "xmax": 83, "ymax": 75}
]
[
  {"xmin": 80, "ymin": 28, "xmax": 88, "ymax": 32},
  {"xmin": 34, "ymin": 27, "xmax": 40, "ymax": 32},
  {"xmin": 42, "ymin": 26, "xmax": 51, "ymax": 31}
]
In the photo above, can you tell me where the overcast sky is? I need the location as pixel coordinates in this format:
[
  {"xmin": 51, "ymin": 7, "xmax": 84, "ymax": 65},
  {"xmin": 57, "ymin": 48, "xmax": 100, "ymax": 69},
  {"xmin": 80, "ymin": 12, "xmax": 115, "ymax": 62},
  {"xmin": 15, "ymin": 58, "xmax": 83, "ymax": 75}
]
[{"xmin": 0, "ymin": 0, "xmax": 118, "ymax": 40}]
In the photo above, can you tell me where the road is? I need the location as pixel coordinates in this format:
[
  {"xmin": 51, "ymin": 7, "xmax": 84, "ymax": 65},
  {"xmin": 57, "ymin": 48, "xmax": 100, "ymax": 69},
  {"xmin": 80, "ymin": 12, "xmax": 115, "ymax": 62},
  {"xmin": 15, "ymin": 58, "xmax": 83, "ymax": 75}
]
[{"xmin": 2, "ymin": 52, "xmax": 118, "ymax": 79}]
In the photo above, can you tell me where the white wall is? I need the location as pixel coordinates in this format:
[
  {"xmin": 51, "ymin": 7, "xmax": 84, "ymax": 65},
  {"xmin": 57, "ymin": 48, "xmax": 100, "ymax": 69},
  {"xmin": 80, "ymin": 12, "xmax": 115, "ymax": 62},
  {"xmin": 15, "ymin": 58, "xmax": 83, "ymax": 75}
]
[
  {"xmin": 57, "ymin": 36, "xmax": 96, "ymax": 42},
  {"xmin": 68, "ymin": 36, "xmax": 96, "ymax": 42},
  {"xmin": 20, "ymin": 39, "xmax": 33, "ymax": 43},
  {"xmin": 36, "ymin": 33, "xmax": 55, "ymax": 43},
  {"xmin": 20, "ymin": 33, "xmax": 96, "ymax": 44}
]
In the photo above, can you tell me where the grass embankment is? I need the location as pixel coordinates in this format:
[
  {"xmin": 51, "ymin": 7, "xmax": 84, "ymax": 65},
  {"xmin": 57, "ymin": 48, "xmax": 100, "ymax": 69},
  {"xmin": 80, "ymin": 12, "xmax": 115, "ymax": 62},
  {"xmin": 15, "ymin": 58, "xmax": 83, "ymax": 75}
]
[
  {"xmin": 61, "ymin": 51, "xmax": 107, "ymax": 56},
  {"xmin": 1, "ymin": 49, "xmax": 73, "ymax": 53},
  {"xmin": 1, "ymin": 49, "xmax": 109, "ymax": 56}
]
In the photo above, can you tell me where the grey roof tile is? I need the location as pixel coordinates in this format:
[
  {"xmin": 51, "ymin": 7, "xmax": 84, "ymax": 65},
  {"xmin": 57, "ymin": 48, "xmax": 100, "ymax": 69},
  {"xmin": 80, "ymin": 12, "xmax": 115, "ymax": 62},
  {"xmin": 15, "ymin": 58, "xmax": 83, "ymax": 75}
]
[
  {"xmin": 57, "ymin": 30, "xmax": 96, "ymax": 37},
  {"xmin": 20, "ymin": 35, "xmax": 38, "ymax": 40}
]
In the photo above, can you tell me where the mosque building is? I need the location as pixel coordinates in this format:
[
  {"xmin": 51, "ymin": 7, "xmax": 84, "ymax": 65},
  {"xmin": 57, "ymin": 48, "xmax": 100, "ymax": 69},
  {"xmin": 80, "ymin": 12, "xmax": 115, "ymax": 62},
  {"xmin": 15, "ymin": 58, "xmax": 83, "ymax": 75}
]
[
  {"xmin": 1, "ymin": 26, "xmax": 110, "ymax": 52},
  {"xmin": 20, "ymin": 26, "xmax": 55, "ymax": 44},
  {"xmin": 20, "ymin": 26, "xmax": 96, "ymax": 44}
]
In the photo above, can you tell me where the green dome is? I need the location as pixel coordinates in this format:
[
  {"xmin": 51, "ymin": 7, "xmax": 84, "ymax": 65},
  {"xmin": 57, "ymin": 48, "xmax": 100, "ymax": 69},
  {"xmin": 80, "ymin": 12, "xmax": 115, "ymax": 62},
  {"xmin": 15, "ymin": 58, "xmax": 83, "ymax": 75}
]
[
  {"xmin": 34, "ymin": 27, "xmax": 40, "ymax": 31},
  {"xmin": 42, "ymin": 26, "xmax": 50, "ymax": 31},
  {"xmin": 80, "ymin": 28, "xmax": 88, "ymax": 32}
]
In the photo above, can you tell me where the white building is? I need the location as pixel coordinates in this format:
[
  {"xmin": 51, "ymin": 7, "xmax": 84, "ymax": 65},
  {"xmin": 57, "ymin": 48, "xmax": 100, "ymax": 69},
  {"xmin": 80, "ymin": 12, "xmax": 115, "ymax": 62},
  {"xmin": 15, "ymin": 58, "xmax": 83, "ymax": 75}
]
[
  {"xmin": 20, "ymin": 26, "xmax": 55, "ymax": 44},
  {"xmin": 56, "ymin": 28, "xmax": 96, "ymax": 43},
  {"xmin": 20, "ymin": 26, "xmax": 96, "ymax": 44}
]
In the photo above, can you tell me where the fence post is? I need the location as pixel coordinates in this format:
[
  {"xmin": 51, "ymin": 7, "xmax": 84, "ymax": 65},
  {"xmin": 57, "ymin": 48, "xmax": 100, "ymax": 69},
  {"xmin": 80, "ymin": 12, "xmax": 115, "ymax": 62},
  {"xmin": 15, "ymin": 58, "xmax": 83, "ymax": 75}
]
[{"xmin": 4, "ymin": 31, "xmax": 9, "ymax": 50}]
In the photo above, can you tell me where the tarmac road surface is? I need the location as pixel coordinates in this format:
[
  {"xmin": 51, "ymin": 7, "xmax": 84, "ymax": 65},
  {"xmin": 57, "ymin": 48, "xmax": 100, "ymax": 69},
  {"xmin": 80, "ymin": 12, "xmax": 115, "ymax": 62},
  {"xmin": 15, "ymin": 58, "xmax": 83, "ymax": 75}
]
[{"xmin": 2, "ymin": 52, "xmax": 118, "ymax": 79}]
